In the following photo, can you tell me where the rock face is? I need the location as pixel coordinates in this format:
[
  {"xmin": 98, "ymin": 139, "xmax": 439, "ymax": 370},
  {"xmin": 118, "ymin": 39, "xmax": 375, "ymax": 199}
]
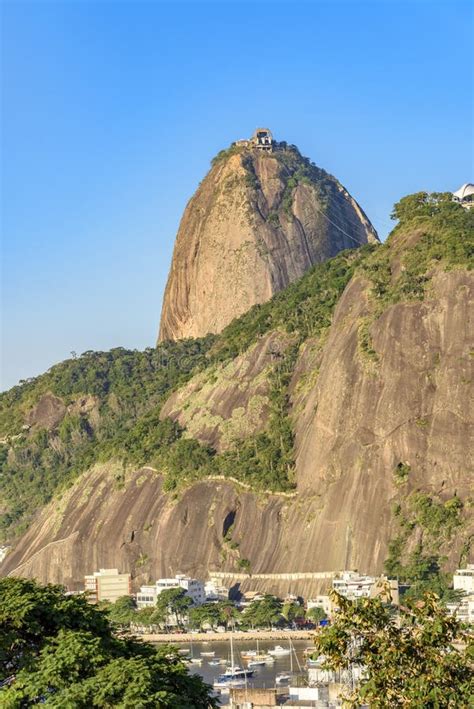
[
  {"xmin": 3, "ymin": 264, "xmax": 472, "ymax": 594},
  {"xmin": 158, "ymin": 140, "xmax": 378, "ymax": 342}
]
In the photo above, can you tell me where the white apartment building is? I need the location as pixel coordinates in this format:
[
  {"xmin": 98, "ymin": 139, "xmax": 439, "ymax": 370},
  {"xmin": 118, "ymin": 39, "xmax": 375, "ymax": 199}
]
[
  {"xmin": 156, "ymin": 574, "xmax": 206, "ymax": 605},
  {"xmin": 332, "ymin": 571, "xmax": 376, "ymax": 599},
  {"xmin": 332, "ymin": 571, "xmax": 399, "ymax": 605},
  {"xmin": 205, "ymin": 579, "xmax": 229, "ymax": 601},
  {"xmin": 136, "ymin": 584, "xmax": 158, "ymax": 609},
  {"xmin": 84, "ymin": 568, "xmax": 131, "ymax": 604},
  {"xmin": 447, "ymin": 596, "xmax": 474, "ymax": 625},
  {"xmin": 307, "ymin": 594, "xmax": 332, "ymax": 616},
  {"xmin": 136, "ymin": 575, "xmax": 206, "ymax": 609},
  {"xmin": 453, "ymin": 564, "xmax": 474, "ymax": 595}
]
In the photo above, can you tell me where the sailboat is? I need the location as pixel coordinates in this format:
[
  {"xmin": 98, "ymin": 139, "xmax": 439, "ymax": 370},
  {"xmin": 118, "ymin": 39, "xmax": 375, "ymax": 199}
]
[
  {"xmin": 188, "ymin": 638, "xmax": 203, "ymax": 665},
  {"xmin": 276, "ymin": 638, "xmax": 296, "ymax": 683},
  {"xmin": 246, "ymin": 640, "xmax": 267, "ymax": 667},
  {"xmin": 213, "ymin": 635, "xmax": 254, "ymax": 689}
]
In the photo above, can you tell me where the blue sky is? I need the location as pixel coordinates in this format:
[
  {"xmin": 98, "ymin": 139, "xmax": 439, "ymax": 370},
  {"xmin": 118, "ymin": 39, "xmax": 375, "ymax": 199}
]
[{"xmin": 1, "ymin": 0, "xmax": 472, "ymax": 390}]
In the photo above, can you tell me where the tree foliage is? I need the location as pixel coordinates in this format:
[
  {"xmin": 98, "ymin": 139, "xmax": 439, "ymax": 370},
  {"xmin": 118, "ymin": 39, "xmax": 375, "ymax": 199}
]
[
  {"xmin": 0, "ymin": 577, "xmax": 216, "ymax": 708},
  {"xmin": 188, "ymin": 601, "xmax": 240, "ymax": 630},
  {"xmin": 243, "ymin": 595, "xmax": 283, "ymax": 628},
  {"xmin": 306, "ymin": 606, "xmax": 327, "ymax": 624},
  {"xmin": 155, "ymin": 588, "xmax": 193, "ymax": 629},
  {"xmin": 315, "ymin": 590, "xmax": 473, "ymax": 708}
]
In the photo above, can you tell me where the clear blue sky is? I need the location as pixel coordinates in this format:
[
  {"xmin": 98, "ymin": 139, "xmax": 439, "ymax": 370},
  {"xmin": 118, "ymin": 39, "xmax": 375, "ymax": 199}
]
[{"xmin": 1, "ymin": 0, "xmax": 472, "ymax": 390}]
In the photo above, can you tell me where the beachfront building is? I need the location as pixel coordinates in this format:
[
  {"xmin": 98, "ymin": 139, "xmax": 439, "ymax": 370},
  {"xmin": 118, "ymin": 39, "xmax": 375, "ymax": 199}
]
[
  {"xmin": 332, "ymin": 571, "xmax": 399, "ymax": 605},
  {"xmin": 156, "ymin": 574, "xmax": 206, "ymax": 605},
  {"xmin": 307, "ymin": 594, "xmax": 332, "ymax": 617},
  {"xmin": 446, "ymin": 596, "xmax": 474, "ymax": 624},
  {"xmin": 84, "ymin": 568, "xmax": 131, "ymax": 604},
  {"xmin": 205, "ymin": 578, "xmax": 229, "ymax": 601},
  {"xmin": 447, "ymin": 564, "xmax": 474, "ymax": 624},
  {"xmin": 136, "ymin": 584, "xmax": 158, "ymax": 609},
  {"xmin": 453, "ymin": 564, "xmax": 474, "ymax": 594}
]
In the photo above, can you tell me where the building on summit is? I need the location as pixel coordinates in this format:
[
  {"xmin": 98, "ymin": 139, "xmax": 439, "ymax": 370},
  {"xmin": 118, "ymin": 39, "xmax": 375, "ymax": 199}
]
[
  {"xmin": 452, "ymin": 183, "xmax": 474, "ymax": 208},
  {"xmin": 252, "ymin": 127, "xmax": 273, "ymax": 151}
]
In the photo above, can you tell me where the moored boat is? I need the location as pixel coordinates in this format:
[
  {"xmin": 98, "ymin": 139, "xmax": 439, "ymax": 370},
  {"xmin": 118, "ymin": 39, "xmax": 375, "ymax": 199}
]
[
  {"xmin": 268, "ymin": 645, "xmax": 291, "ymax": 656},
  {"xmin": 247, "ymin": 658, "xmax": 266, "ymax": 667}
]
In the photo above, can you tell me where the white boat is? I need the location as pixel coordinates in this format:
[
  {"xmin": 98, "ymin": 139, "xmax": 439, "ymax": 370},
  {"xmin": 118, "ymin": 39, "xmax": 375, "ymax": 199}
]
[
  {"xmin": 241, "ymin": 649, "xmax": 257, "ymax": 658},
  {"xmin": 200, "ymin": 651, "xmax": 215, "ymax": 657},
  {"xmin": 247, "ymin": 658, "xmax": 266, "ymax": 667},
  {"xmin": 208, "ymin": 659, "xmax": 221, "ymax": 666},
  {"xmin": 276, "ymin": 672, "xmax": 291, "ymax": 683},
  {"xmin": 268, "ymin": 645, "xmax": 291, "ymax": 656},
  {"xmin": 213, "ymin": 677, "xmax": 245, "ymax": 690},
  {"xmin": 189, "ymin": 657, "xmax": 203, "ymax": 665}
]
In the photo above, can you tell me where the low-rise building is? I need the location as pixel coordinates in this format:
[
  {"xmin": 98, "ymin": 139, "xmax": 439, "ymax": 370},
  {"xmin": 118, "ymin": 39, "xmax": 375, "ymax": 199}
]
[
  {"xmin": 238, "ymin": 590, "xmax": 265, "ymax": 608},
  {"xmin": 136, "ymin": 584, "xmax": 158, "ymax": 609},
  {"xmin": 205, "ymin": 578, "xmax": 229, "ymax": 601},
  {"xmin": 453, "ymin": 564, "xmax": 474, "ymax": 594},
  {"xmin": 332, "ymin": 571, "xmax": 375, "ymax": 599},
  {"xmin": 446, "ymin": 596, "xmax": 474, "ymax": 625},
  {"xmin": 307, "ymin": 594, "xmax": 332, "ymax": 616},
  {"xmin": 84, "ymin": 568, "xmax": 131, "ymax": 604},
  {"xmin": 332, "ymin": 571, "xmax": 399, "ymax": 605},
  {"xmin": 156, "ymin": 574, "xmax": 205, "ymax": 605}
]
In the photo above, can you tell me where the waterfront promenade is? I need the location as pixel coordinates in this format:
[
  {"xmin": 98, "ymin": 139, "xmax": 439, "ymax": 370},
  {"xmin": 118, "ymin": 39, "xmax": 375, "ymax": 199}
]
[{"xmin": 141, "ymin": 629, "xmax": 314, "ymax": 643}]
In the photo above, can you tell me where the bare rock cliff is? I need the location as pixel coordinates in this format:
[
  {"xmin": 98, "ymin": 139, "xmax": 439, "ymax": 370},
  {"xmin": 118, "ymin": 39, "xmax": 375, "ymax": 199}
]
[{"xmin": 158, "ymin": 142, "xmax": 378, "ymax": 342}]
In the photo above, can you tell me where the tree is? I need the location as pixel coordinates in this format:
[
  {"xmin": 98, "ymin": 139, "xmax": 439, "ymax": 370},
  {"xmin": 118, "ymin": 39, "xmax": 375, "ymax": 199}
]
[
  {"xmin": 215, "ymin": 600, "xmax": 240, "ymax": 629},
  {"xmin": 0, "ymin": 577, "xmax": 216, "ymax": 707},
  {"xmin": 155, "ymin": 587, "xmax": 193, "ymax": 629},
  {"xmin": 244, "ymin": 595, "xmax": 283, "ymax": 628},
  {"xmin": 314, "ymin": 590, "xmax": 473, "ymax": 708},
  {"xmin": 188, "ymin": 603, "xmax": 221, "ymax": 631},
  {"xmin": 306, "ymin": 606, "xmax": 327, "ymax": 624},
  {"xmin": 282, "ymin": 601, "xmax": 303, "ymax": 625},
  {"xmin": 107, "ymin": 595, "xmax": 136, "ymax": 626},
  {"xmin": 391, "ymin": 191, "xmax": 458, "ymax": 223}
]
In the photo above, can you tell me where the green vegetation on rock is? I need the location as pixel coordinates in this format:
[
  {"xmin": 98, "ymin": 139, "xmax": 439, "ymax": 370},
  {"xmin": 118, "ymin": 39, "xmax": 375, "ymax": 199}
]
[
  {"xmin": 0, "ymin": 340, "xmax": 213, "ymax": 539},
  {"xmin": 384, "ymin": 490, "xmax": 468, "ymax": 601}
]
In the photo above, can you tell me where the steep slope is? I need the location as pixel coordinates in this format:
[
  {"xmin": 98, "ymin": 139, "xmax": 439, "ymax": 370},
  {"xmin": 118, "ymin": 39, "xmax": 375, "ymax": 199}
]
[
  {"xmin": 158, "ymin": 138, "xmax": 378, "ymax": 342},
  {"xmin": 1, "ymin": 193, "xmax": 472, "ymax": 595}
]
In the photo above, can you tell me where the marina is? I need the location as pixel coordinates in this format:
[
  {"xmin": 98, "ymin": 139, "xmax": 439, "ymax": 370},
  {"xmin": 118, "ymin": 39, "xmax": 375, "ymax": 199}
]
[{"xmin": 157, "ymin": 638, "xmax": 315, "ymax": 705}]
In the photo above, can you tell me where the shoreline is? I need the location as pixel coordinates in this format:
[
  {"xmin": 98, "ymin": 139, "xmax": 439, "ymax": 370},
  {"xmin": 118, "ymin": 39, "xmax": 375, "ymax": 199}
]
[{"xmin": 140, "ymin": 630, "xmax": 315, "ymax": 643}]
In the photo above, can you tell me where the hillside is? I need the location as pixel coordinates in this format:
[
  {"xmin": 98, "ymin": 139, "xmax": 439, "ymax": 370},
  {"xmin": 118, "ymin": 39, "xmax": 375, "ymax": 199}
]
[
  {"xmin": 158, "ymin": 136, "xmax": 378, "ymax": 342},
  {"xmin": 1, "ymin": 192, "xmax": 473, "ymax": 596}
]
